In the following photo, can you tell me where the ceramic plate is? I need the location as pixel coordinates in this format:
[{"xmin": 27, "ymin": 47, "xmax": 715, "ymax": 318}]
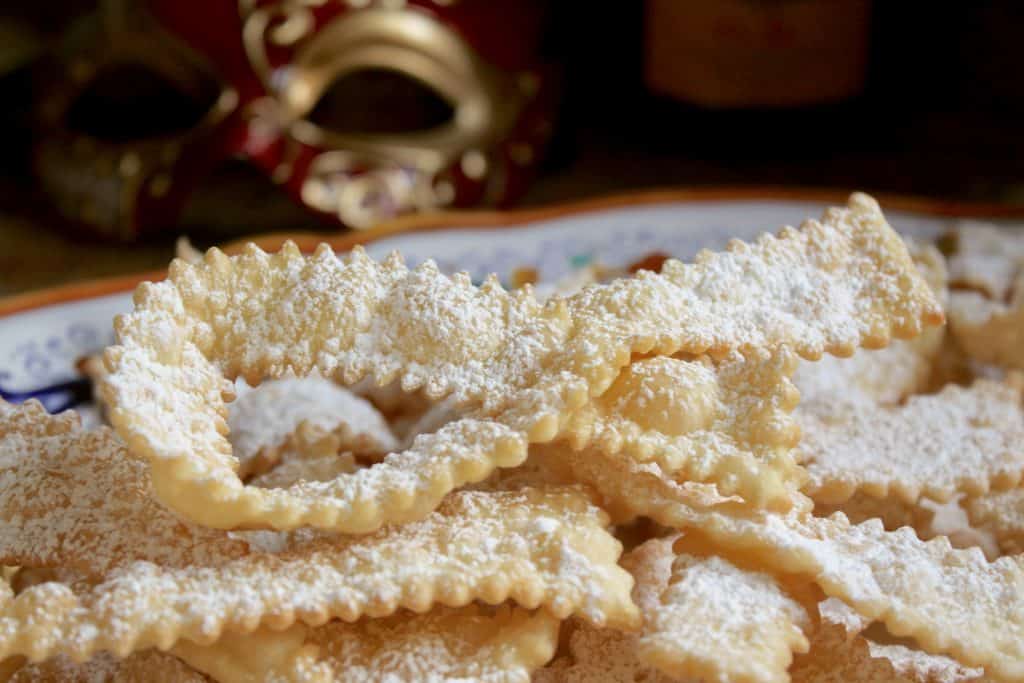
[{"xmin": 2, "ymin": 189, "xmax": 1020, "ymax": 414}]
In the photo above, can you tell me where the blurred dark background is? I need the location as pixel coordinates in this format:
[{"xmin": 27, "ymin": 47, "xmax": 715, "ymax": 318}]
[{"xmin": 0, "ymin": 0, "xmax": 1022, "ymax": 294}]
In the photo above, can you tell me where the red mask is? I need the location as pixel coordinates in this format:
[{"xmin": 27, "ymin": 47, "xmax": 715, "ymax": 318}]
[{"xmin": 35, "ymin": 0, "xmax": 554, "ymax": 239}]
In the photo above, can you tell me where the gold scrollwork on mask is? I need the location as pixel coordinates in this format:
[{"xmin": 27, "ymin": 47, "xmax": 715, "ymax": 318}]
[
  {"xmin": 299, "ymin": 150, "xmax": 453, "ymax": 229},
  {"xmin": 241, "ymin": 1, "xmax": 522, "ymax": 227}
]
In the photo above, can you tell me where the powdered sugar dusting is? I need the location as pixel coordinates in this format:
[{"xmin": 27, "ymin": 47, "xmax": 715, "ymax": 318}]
[
  {"xmin": 571, "ymin": 349, "xmax": 802, "ymax": 507},
  {"xmin": 0, "ymin": 400, "xmax": 248, "ymax": 576},
  {"xmin": 948, "ymin": 287, "xmax": 1024, "ymax": 371},
  {"xmin": 639, "ymin": 552, "xmax": 811, "ymax": 683},
  {"xmin": 792, "ymin": 236, "xmax": 947, "ymax": 407},
  {"xmin": 946, "ymin": 221, "xmax": 1024, "ymax": 300},
  {"xmin": 99, "ymin": 195, "xmax": 943, "ymax": 530},
  {"xmin": 534, "ymin": 536, "xmax": 683, "ymax": 683},
  {"xmin": 818, "ymin": 597, "xmax": 870, "ymax": 638},
  {"xmin": 565, "ymin": 194, "xmax": 943, "ymax": 387},
  {"xmin": 6, "ymin": 650, "xmax": 206, "ymax": 682},
  {"xmin": 228, "ymin": 376, "xmax": 397, "ymax": 477},
  {"xmin": 945, "ymin": 221, "xmax": 1024, "ymax": 370},
  {"xmin": 965, "ymin": 487, "xmax": 1024, "ymax": 556},
  {"xmin": 800, "ymin": 378, "xmax": 1024, "ymax": 505},
  {"xmin": 0, "ymin": 488, "xmax": 636, "ymax": 662},
  {"xmin": 560, "ymin": 444, "xmax": 1024, "ymax": 680},
  {"xmin": 868, "ymin": 641, "xmax": 986, "ymax": 683},
  {"xmin": 295, "ymin": 606, "xmax": 557, "ymax": 682},
  {"xmin": 789, "ymin": 622, "xmax": 907, "ymax": 683},
  {"xmin": 793, "ymin": 335, "xmax": 940, "ymax": 408}
]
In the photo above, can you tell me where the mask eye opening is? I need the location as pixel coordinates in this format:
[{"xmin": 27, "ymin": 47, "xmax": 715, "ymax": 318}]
[
  {"xmin": 306, "ymin": 66, "xmax": 456, "ymax": 136},
  {"xmin": 64, "ymin": 61, "xmax": 222, "ymax": 143}
]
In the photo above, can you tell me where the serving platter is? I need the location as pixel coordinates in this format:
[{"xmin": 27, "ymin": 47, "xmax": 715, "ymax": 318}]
[{"xmin": 1, "ymin": 188, "xmax": 1021, "ymax": 414}]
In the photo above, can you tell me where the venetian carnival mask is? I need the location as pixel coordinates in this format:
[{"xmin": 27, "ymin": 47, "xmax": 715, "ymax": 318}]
[{"xmin": 35, "ymin": 0, "xmax": 554, "ymax": 240}]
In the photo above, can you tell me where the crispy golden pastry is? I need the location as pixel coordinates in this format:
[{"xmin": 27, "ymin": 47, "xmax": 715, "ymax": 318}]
[
  {"xmin": 99, "ymin": 194, "xmax": 942, "ymax": 530},
  {"xmin": 793, "ymin": 333, "xmax": 943, "ymax": 411},
  {"xmin": 349, "ymin": 377, "xmax": 435, "ymax": 430},
  {"xmin": 964, "ymin": 488, "xmax": 1024, "ymax": 556},
  {"xmin": 922, "ymin": 498, "xmax": 1000, "ymax": 560},
  {"xmin": 0, "ymin": 486, "xmax": 635, "ymax": 663},
  {"xmin": 247, "ymin": 450, "xmax": 361, "ymax": 489},
  {"xmin": 3, "ymin": 651, "xmax": 208, "ymax": 683},
  {"xmin": 945, "ymin": 222, "xmax": 1024, "ymax": 300},
  {"xmin": 790, "ymin": 621, "xmax": 918, "ymax": 683},
  {"xmin": 810, "ymin": 599, "xmax": 988, "ymax": 683},
  {"xmin": 469, "ymin": 450, "xmax": 577, "ymax": 496},
  {"xmin": 76, "ymin": 359, "xmax": 393, "ymax": 482},
  {"xmin": 799, "ymin": 377, "xmax": 1024, "ymax": 506},
  {"xmin": 1, "ymin": 195, "xmax": 980, "ymax": 680},
  {"xmin": 101, "ymin": 243, "xmax": 565, "ymax": 531},
  {"xmin": 174, "ymin": 237, "xmax": 204, "ymax": 265},
  {"xmin": 7, "ymin": 568, "xmax": 90, "ymax": 596},
  {"xmin": 228, "ymin": 377, "xmax": 397, "ymax": 480},
  {"xmin": 559, "ymin": 445, "xmax": 1024, "ymax": 680},
  {"xmin": 170, "ymin": 622, "xmax": 319, "ymax": 683},
  {"xmin": 559, "ymin": 194, "xmax": 942, "ymax": 382},
  {"xmin": 534, "ymin": 536, "xmax": 686, "ymax": 683},
  {"xmin": 819, "ymin": 495, "xmax": 1000, "ymax": 560},
  {"xmin": 0, "ymin": 656, "xmax": 22, "ymax": 681},
  {"xmin": 559, "ymin": 349, "xmax": 802, "ymax": 508},
  {"xmin": 866, "ymin": 642, "xmax": 988, "ymax": 683},
  {"xmin": 944, "ymin": 222, "xmax": 1024, "ymax": 371},
  {"xmin": 816, "ymin": 597, "xmax": 871, "ymax": 638},
  {"xmin": 0, "ymin": 400, "xmax": 248, "ymax": 576},
  {"xmin": 399, "ymin": 397, "xmax": 460, "ymax": 448},
  {"xmin": 793, "ymin": 238, "xmax": 947, "ymax": 409},
  {"xmin": 948, "ymin": 289, "xmax": 1024, "ymax": 371},
  {"xmin": 812, "ymin": 492, "xmax": 934, "ymax": 535},
  {"xmin": 638, "ymin": 552, "xmax": 811, "ymax": 683},
  {"xmin": 175, "ymin": 606, "xmax": 558, "ymax": 683},
  {"xmin": 908, "ymin": 238, "xmax": 950, "ymax": 294},
  {"xmin": 533, "ymin": 625, "xmax": 687, "ymax": 683}
]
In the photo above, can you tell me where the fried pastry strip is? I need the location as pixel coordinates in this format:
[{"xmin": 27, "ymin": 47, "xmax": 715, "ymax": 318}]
[
  {"xmin": 3, "ymin": 651, "xmax": 208, "ymax": 683},
  {"xmin": 790, "ymin": 622, "xmax": 917, "ymax": 683},
  {"xmin": 944, "ymin": 222, "xmax": 1024, "ymax": 370},
  {"xmin": 799, "ymin": 377, "xmax": 1024, "ymax": 506},
  {"xmin": 768, "ymin": 237, "xmax": 946, "ymax": 409},
  {"xmin": 948, "ymin": 289, "xmax": 1024, "ymax": 371},
  {"xmin": 812, "ymin": 492, "xmax": 933, "ymax": 534},
  {"xmin": 247, "ymin": 450, "xmax": 360, "ymax": 489},
  {"xmin": 810, "ymin": 599, "xmax": 988, "ymax": 683},
  {"xmin": 559, "ymin": 193, "xmax": 942, "ymax": 393},
  {"xmin": 100, "ymin": 194, "xmax": 942, "ymax": 530},
  {"xmin": 638, "ymin": 552, "xmax": 811, "ymax": 683},
  {"xmin": 945, "ymin": 222, "xmax": 1024, "ymax": 300},
  {"xmin": 175, "ymin": 606, "xmax": 558, "ymax": 683},
  {"xmin": 559, "ymin": 446, "xmax": 1024, "ymax": 681},
  {"xmin": 534, "ymin": 625, "xmax": 686, "ymax": 683},
  {"xmin": 964, "ymin": 488, "xmax": 1024, "ymax": 556},
  {"xmin": 0, "ymin": 400, "xmax": 248, "ymax": 576},
  {"xmin": 74, "ymin": 363, "xmax": 387, "ymax": 482},
  {"xmin": 170, "ymin": 623, "xmax": 320, "ymax": 683},
  {"xmin": 793, "ymin": 334, "xmax": 943, "ymax": 410},
  {"xmin": 0, "ymin": 486, "xmax": 636, "ymax": 663},
  {"xmin": 534, "ymin": 536, "xmax": 685, "ymax": 683},
  {"xmin": 866, "ymin": 642, "xmax": 989, "ymax": 683},
  {"xmin": 791, "ymin": 622, "xmax": 989, "ymax": 683},
  {"xmin": 228, "ymin": 377, "xmax": 397, "ymax": 479},
  {"xmin": 557, "ymin": 349, "xmax": 803, "ymax": 508}
]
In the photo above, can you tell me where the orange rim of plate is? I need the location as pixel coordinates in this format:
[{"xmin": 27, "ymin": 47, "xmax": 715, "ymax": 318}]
[{"xmin": 2, "ymin": 185, "xmax": 1023, "ymax": 318}]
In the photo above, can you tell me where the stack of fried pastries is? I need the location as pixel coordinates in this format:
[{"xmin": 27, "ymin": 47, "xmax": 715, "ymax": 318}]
[{"xmin": 2, "ymin": 193, "xmax": 1024, "ymax": 682}]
